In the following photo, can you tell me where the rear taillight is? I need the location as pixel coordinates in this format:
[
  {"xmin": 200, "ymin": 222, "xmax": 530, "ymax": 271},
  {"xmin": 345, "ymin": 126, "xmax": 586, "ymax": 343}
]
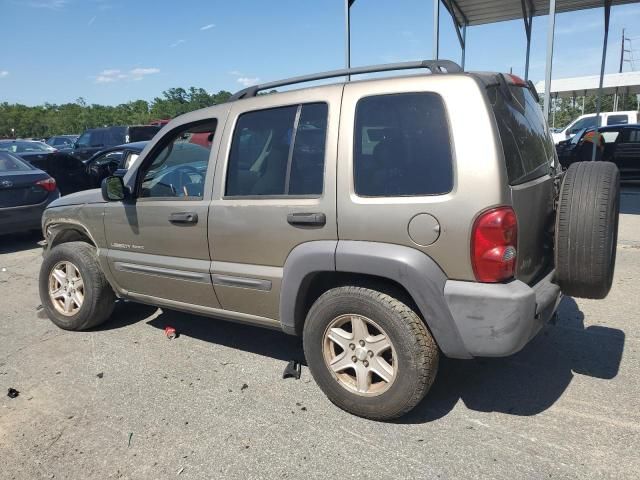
[
  {"xmin": 471, "ymin": 206, "xmax": 518, "ymax": 283},
  {"xmin": 36, "ymin": 177, "xmax": 57, "ymax": 192},
  {"xmin": 506, "ymin": 74, "xmax": 527, "ymax": 86}
]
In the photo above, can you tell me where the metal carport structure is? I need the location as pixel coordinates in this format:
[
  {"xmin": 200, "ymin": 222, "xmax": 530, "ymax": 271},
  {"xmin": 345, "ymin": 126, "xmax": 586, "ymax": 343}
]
[
  {"xmin": 345, "ymin": 0, "xmax": 639, "ymax": 158},
  {"xmin": 534, "ymin": 70, "xmax": 640, "ymax": 122}
]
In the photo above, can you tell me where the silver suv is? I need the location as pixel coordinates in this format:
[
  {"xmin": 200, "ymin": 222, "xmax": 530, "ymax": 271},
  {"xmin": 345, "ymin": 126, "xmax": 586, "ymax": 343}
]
[{"xmin": 39, "ymin": 60, "xmax": 620, "ymax": 420}]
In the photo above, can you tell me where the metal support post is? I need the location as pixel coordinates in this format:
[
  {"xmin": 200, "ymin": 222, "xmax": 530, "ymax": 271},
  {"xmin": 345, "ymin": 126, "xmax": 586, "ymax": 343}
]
[
  {"xmin": 433, "ymin": 0, "xmax": 440, "ymax": 59},
  {"xmin": 592, "ymin": 0, "xmax": 612, "ymax": 161},
  {"xmin": 543, "ymin": 0, "xmax": 557, "ymax": 121},
  {"xmin": 521, "ymin": 0, "xmax": 535, "ymax": 80},
  {"xmin": 345, "ymin": 0, "xmax": 354, "ymax": 81},
  {"xmin": 461, "ymin": 23, "xmax": 467, "ymax": 69}
]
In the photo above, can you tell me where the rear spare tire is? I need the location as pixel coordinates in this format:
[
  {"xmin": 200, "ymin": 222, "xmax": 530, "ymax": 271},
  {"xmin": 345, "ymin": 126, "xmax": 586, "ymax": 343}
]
[{"xmin": 555, "ymin": 161, "xmax": 620, "ymax": 299}]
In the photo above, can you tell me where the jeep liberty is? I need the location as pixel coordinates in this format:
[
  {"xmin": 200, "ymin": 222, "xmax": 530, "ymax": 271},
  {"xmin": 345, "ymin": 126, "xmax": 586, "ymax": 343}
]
[{"xmin": 39, "ymin": 60, "xmax": 620, "ymax": 420}]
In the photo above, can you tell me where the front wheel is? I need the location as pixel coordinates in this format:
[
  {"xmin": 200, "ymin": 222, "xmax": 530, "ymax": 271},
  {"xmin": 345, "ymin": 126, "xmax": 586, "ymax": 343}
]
[
  {"xmin": 303, "ymin": 286, "xmax": 439, "ymax": 420},
  {"xmin": 39, "ymin": 241, "xmax": 115, "ymax": 330}
]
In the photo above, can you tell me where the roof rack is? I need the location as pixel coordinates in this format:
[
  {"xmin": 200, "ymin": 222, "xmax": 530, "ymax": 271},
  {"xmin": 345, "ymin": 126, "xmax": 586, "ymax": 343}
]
[{"xmin": 228, "ymin": 59, "xmax": 463, "ymax": 101}]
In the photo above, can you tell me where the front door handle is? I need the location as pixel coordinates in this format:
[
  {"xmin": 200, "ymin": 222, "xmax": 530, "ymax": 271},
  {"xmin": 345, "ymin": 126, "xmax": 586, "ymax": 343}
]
[
  {"xmin": 287, "ymin": 212, "xmax": 326, "ymax": 227},
  {"xmin": 169, "ymin": 212, "xmax": 198, "ymax": 224}
]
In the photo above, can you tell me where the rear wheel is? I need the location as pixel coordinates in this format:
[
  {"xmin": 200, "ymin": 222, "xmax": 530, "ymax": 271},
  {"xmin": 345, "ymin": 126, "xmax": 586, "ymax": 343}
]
[
  {"xmin": 39, "ymin": 241, "xmax": 115, "ymax": 330},
  {"xmin": 555, "ymin": 161, "xmax": 620, "ymax": 299},
  {"xmin": 303, "ymin": 286, "xmax": 439, "ymax": 420}
]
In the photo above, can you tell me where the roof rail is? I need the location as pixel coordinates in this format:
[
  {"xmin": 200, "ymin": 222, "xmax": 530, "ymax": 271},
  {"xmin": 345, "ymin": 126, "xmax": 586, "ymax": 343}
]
[{"xmin": 229, "ymin": 59, "xmax": 463, "ymax": 101}]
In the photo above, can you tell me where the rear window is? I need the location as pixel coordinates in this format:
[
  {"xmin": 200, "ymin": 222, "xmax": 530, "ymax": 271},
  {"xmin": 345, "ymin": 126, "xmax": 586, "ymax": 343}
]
[
  {"xmin": 353, "ymin": 93, "xmax": 453, "ymax": 197},
  {"xmin": 489, "ymin": 85, "xmax": 555, "ymax": 185}
]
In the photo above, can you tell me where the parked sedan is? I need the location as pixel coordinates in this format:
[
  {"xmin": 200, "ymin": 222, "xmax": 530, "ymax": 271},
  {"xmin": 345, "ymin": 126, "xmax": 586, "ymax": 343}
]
[
  {"xmin": 0, "ymin": 140, "xmax": 93, "ymax": 195},
  {"xmin": 0, "ymin": 139, "xmax": 56, "ymax": 155},
  {"xmin": 556, "ymin": 124, "xmax": 640, "ymax": 181},
  {"xmin": 0, "ymin": 152, "xmax": 60, "ymax": 235}
]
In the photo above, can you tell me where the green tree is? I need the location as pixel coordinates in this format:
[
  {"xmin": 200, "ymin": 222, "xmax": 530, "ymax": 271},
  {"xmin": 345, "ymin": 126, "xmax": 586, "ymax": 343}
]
[{"xmin": 0, "ymin": 87, "xmax": 232, "ymax": 138}]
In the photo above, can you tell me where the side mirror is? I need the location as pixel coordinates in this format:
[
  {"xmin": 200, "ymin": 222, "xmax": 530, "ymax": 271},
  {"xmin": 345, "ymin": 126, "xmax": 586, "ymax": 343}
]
[{"xmin": 101, "ymin": 175, "xmax": 126, "ymax": 201}]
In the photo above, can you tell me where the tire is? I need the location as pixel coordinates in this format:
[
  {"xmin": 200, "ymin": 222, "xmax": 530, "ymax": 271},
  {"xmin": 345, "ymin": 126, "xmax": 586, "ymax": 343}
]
[
  {"xmin": 555, "ymin": 161, "xmax": 620, "ymax": 299},
  {"xmin": 39, "ymin": 241, "xmax": 116, "ymax": 330},
  {"xmin": 303, "ymin": 286, "xmax": 439, "ymax": 420}
]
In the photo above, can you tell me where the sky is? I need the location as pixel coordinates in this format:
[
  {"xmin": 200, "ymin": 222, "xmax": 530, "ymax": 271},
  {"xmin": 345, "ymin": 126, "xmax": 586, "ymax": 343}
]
[{"xmin": 1, "ymin": 0, "xmax": 640, "ymax": 106}]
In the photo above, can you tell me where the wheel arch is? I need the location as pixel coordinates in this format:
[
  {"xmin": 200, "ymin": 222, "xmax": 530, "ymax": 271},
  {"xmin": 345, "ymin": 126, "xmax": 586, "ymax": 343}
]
[
  {"xmin": 46, "ymin": 222, "xmax": 97, "ymax": 250},
  {"xmin": 280, "ymin": 240, "xmax": 471, "ymax": 359}
]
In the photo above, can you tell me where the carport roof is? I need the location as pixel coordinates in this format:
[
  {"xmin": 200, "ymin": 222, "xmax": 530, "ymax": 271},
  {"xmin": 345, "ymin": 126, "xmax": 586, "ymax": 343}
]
[
  {"xmin": 534, "ymin": 70, "xmax": 640, "ymax": 97},
  {"xmin": 447, "ymin": 0, "xmax": 639, "ymax": 26}
]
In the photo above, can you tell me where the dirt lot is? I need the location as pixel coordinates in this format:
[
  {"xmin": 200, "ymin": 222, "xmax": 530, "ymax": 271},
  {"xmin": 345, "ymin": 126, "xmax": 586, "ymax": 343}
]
[{"xmin": 1, "ymin": 188, "xmax": 639, "ymax": 480}]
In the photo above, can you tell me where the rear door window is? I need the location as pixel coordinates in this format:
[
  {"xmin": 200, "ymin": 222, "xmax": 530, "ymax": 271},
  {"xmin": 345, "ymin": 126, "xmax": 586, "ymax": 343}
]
[
  {"xmin": 225, "ymin": 103, "xmax": 328, "ymax": 197},
  {"xmin": 489, "ymin": 85, "xmax": 554, "ymax": 185},
  {"xmin": 91, "ymin": 130, "xmax": 106, "ymax": 147},
  {"xmin": 622, "ymin": 128, "xmax": 640, "ymax": 143},
  {"xmin": 353, "ymin": 93, "xmax": 453, "ymax": 197}
]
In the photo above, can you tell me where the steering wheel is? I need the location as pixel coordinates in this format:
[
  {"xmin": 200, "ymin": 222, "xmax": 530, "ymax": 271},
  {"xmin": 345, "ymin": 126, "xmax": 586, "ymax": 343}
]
[{"xmin": 173, "ymin": 165, "xmax": 204, "ymax": 196}]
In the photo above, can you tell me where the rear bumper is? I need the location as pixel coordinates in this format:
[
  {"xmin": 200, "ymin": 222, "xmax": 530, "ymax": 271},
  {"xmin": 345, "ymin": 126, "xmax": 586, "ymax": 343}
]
[
  {"xmin": 444, "ymin": 270, "xmax": 561, "ymax": 357},
  {"xmin": 0, "ymin": 191, "xmax": 59, "ymax": 235}
]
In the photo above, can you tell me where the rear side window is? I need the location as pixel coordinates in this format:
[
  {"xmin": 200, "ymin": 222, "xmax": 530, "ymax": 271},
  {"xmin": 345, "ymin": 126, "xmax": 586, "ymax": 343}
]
[
  {"xmin": 128, "ymin": 126, "xmax": 161, "ymax": 142},
  {"xmin": 623, "ymin": 128, "xmax": 640, "ymax": 143},
  {"xmin": 353, "ymin": 93, "xmax": 453, "ymax": 197},
  {"xmin": 0, "ymin": 152, "xmax": 32, "ymax": 171},
  {"xmin": 489, "ymin": 85, "xmax": 554, "ymax": 185},
  {"xmin": 607, "ymin": 114, "xmax": 628, "ymax": 126},
  {"xmin": 225, "ymin": 103, "xmax": 328, "ymax": 197}
]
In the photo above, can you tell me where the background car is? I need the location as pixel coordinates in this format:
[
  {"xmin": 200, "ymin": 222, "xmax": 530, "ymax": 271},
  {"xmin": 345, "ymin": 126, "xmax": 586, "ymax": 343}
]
[
  {"xmin": 0, "ymin": 151, "xmax": 60, "ymax": 235},
  {"xmin": 556, "ymin": 124, "xmax": 640, "ymax": 181},
  {"xmin": 71, "ymin": 125, "xmax": 160, "ymax": 161},
  {"xmin": 0, "ymin": 139, "xmax": 56, "ymax": 154},
  {"xmin": 0, "ymin": 139, "xmax": 93, "ymax": 195},
  {"xmin": 552, "ymin": 111, "xmax": 639, "ymax": 144},
  {"xmin": 46, "ymin": 135, "xmax": 78, "ymax": 150},
  {"xmin": 84, "ymin": 141, "xmax": 148, "ymax": 187}
]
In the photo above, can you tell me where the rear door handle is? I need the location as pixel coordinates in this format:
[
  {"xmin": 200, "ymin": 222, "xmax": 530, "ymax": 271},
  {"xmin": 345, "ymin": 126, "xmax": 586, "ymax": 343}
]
[
  {"xmin": 169, "ymin": 212, "xmax": 198, "ymax": 224},
  {"xmin": 287, "ymin": 212, "xmax": 326, "ymax": 227}
]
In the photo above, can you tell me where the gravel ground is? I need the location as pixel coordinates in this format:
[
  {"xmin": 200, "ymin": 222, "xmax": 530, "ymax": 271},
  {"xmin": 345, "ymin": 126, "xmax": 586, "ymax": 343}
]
[{"xmin": 0, "ymin": 187, "xmax": 639, "ymax": 480}]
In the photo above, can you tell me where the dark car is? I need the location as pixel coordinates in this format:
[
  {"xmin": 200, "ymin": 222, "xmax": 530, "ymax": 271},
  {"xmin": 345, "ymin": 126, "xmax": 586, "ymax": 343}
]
[
  {"xmin": 0, "ymin": 139, "xmax": 56, "ymax": 155},
  {"xmin": 0, "ymin": 140, "xmax": 94, "ymax": 196},
  {"xmin": 84, "ymin": 141, "xmax": 148, "ymax": 187},
  {"xmin": 46, "ymin": 135, "xmax": 78, "ymax": 150},
  {"xmin": 556, "ymin": 124, "xmax": 640, "ymax": 180},
  {"xmin": 71, "ymin": 125, "xmax": 160, "ymax": 161},
  {"xmin": 0, "ymin": 152, "xmax": 60, "ymax": 235}
]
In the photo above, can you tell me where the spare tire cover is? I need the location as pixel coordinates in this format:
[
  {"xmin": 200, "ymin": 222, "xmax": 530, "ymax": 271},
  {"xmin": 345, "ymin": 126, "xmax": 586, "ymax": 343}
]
[{"xmin": 555, "ymin": 161, "xmax": 620, "ymax": 299}]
